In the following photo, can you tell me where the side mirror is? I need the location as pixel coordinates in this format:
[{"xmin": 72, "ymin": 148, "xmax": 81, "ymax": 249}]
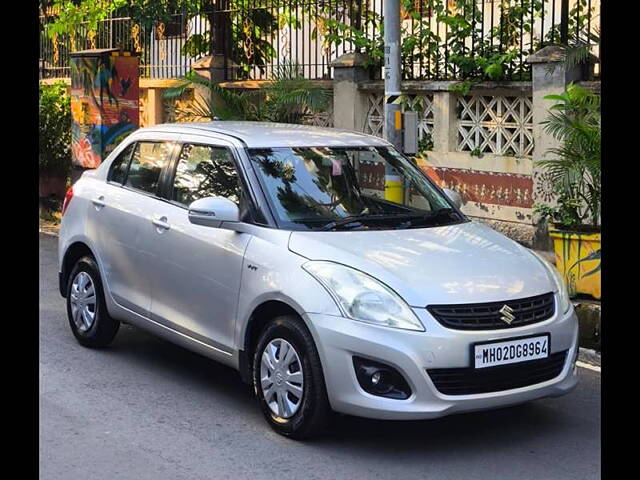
[
  {"xmin": 188, "ymin": 196, "xmax": 240, "ymax": 228},
  {"xmin": 443, "ymin": 188, "xmax": 463, "ymax": 209}
]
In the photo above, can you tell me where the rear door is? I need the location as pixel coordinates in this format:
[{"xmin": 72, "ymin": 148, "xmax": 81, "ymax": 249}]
[
  {"xmin": 90, "ymin": 133, "xmax": 179, "ymax": 316},
  {"xmin": 146, "ymin": 134, "xmax": 254, "ymax": 352}
]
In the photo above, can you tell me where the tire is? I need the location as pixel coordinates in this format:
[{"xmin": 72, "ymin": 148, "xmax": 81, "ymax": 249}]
[
  {"xmin": 66, "ymin": 255, "xmax": 120, "ymax": 348},
  {"xmin": 252, "ymin": 315, "xmax": 332, "ymax": 439}
]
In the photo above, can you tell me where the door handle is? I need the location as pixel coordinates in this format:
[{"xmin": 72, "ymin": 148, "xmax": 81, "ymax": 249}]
[
  {"xmin": 152, "ymin": 216, "xmax": 171, "ymax": 231},
  {"xmin": 92, "ymin": 196, "xmax": 106, "ymax": 209}
]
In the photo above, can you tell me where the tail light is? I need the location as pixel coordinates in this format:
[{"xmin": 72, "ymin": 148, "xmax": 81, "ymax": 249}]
[{"xmin": 61, "ymin": 186, "xmax": 74, "ymax": 217}]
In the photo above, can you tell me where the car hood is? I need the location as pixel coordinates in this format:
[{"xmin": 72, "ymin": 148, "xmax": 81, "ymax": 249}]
[{"xmin": 288, "ymin": 221, "xmax": 555, "ymax": 307}]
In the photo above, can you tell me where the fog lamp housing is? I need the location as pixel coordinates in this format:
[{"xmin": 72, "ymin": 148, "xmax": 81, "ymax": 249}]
[{"xmin": 353, "ymin": 356, "xmax": 412, "ymax": 400}]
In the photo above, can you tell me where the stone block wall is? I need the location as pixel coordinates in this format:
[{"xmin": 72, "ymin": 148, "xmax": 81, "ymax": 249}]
[{"xmin": 331, "ymin": 48, "xmax": 595, "ymax": 248}]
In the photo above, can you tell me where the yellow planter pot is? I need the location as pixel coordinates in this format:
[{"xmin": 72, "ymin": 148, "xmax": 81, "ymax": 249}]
[{"xmin": 549, "ymin": 228, "xmax": 601, "ymax": 300}]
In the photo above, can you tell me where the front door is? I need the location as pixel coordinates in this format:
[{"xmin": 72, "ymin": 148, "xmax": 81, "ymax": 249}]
[{"xmin": 147, "ymin": 140, "xmax": 252, "ymax": 352}]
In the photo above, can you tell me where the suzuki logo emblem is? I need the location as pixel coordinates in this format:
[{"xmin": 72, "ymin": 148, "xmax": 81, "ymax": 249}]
[{"xmin": 499, "ymin": 305, "xmax": 516, "ymax": 325}]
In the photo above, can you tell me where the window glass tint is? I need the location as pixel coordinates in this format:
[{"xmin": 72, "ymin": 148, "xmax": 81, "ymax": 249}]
[
  {"xmin": 172, "ymin": 144, "xmax": 240, "ymax": 206},
  {"xmin": 125, "ymin": 142, "xmax": 174, "ymax": 194},
  {"xmin": 107, "ymin": 142, "xmax": 135, "ymax": 184}
]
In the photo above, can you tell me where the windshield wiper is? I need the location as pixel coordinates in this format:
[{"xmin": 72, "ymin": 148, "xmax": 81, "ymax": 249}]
[
  {"xmin": 396, "ymin": 208, "xmax": 460, "ymax": 228},
  {"xmin": 318, "ymin": 208, "xmax": 461, "ymax": 231},
  {"xmin": 320, "ymin": 213, "xmax": 424, "ymax": 231}
]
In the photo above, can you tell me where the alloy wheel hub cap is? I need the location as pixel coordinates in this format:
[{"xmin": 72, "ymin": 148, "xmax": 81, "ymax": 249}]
[
  {"xmin": 260, "ymin": 338, "xmax": 304, "ymax": 419},
  {"xmin": 69, "ymin": 271, "xmax": 97, "ymax": 333}
]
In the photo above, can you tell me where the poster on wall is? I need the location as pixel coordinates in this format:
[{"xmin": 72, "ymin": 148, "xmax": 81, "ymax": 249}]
[{"xmin": 70, "ymin": 49, "xmax": 139, "ymax": 169}]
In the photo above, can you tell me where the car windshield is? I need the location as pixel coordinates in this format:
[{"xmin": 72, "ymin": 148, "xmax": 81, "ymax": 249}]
[{"xmin": 247, "ymin": 146, "xmax": 467, "ymax": 231}]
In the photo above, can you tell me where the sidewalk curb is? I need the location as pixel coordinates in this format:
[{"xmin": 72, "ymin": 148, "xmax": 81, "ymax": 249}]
[
  {"xmin": 39, "ymin": 229, "xmax": 59, "ymax": 237},
  {"xmin": 578, "ymin": 347, "xmax": 601, "ymax": 368}
]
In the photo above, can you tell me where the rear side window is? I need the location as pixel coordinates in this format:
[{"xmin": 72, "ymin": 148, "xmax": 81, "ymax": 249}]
[
  {"xmin": 107, "ymin": 142, "xmax": 135, "ymax": 184},
  {"xmin": 171, "ymin": 144, "xmax": 241, "ymax": 207},
  {"xmin": 125, "ymin": 142, "xmax": 174, "ymax": 194}
]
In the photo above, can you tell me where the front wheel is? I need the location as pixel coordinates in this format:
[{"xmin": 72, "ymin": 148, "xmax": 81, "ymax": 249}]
[{"xmin": 253, "ymin": 315, "xmax": 332, "ymax": 439}]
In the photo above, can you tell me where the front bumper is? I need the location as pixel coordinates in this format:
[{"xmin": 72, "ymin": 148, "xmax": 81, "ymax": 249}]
[{"xmin": 304, "ymin": 304, "xmax": 579, "ymax": 420}]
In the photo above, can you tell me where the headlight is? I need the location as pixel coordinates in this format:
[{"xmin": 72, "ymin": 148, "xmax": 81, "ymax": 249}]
[
  {"xmin": 302, "ymin": 261, "xmax": 424, "ymax": 331},
  {"xmin": 529, "ymin": 251, "xmax": 571, "ymax": 314}
]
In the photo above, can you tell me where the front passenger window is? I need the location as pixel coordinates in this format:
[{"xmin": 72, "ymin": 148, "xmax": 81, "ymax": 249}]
[{"xmin": 171, "ymin": 144, "xmax": 241, "ymax": 207}]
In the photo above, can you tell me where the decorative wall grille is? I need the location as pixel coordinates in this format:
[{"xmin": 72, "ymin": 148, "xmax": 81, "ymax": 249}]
[
  {"xmin": 303, "ymin": 111, "xmax": 334, "ymax": 128},
  {"xmin": 364, "ymin": 93, "xmax": 384, "ymax": 137},
  {"xmin": 138, "ymin": 88, "xmax": 148, "ymax": 127},
  {"xmin": 303, "ymin": 94, "xmax": 334, "ymax": 127},
  {"xmin": 457, "ymin": 95, "xmax": 534, "ymax": 157},
  {"xmin": 364, "ymin": 92, "xmax": 434, "ymax": 141}
]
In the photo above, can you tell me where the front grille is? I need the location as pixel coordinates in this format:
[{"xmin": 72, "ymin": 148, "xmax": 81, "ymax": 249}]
[
  {"xmin": 427, "ymin": 292, "xmax": 555, "ymax": 330},
  {"xmin": 427, "ymin": 351, "xmax": 567, "ymax": 395}
]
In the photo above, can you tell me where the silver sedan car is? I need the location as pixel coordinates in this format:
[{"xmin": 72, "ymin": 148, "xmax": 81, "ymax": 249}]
[{"xmin": 58, "ymin": 122, "xmax": 578, "ymax": 438}]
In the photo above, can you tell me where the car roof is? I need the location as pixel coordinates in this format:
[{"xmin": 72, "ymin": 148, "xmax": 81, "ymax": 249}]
[{"xmin": 138, "ymin": 121, "xmax": 391, "ymax": 148}]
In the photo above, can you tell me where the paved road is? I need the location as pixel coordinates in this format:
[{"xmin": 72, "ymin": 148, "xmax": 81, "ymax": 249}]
[{"xmin": 40, "ymin": 234, "xmax": 601, "ymax": 480}]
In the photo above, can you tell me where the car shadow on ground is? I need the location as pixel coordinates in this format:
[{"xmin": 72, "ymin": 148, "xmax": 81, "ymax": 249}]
[
  {"xmin": 105, "ymin": 322, "xmax": 581, "ymax": 454},
  {"xmin": 106, "ymin": 324, "xmax": 257, "ymax": 405}
]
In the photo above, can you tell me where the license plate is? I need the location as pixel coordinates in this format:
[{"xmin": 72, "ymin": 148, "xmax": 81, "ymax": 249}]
[{"xmin": 473, "ymin": 334, "xmax": 549, "ymax": 369}]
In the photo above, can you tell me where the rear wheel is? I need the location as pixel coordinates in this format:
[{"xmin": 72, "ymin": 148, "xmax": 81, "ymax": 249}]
[
  {"xmin": 66, "ymin": 256, "xmax": 119, "ymax": 348},
  {"xmin": 253, "ymin": 315, "xmax": 332, "ymax": 439}
]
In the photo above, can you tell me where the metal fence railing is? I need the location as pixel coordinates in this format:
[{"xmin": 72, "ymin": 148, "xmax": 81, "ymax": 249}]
[
  {"xmin": 39, "ymin": 12, "xmax": 212, "ymax": 79},
  {"xmin": 39, "ymin": 0, "xmax": 600, "ymax": 81}
]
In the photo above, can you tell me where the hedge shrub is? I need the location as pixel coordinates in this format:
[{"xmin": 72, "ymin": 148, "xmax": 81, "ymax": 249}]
[{"xmin": 39, "ymin": 82, "xmax": 72, "ymax": 177}]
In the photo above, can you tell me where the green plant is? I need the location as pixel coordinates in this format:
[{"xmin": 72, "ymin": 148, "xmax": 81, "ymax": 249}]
[
  {"xmin": 46, "ymin": 1, "xmax": 200, "ymax": 35},
  {"xmin": 259, "ymin": 65, "xmax": 332, "ymax": 122},
  {"xmin": 39, "ymin": 82, "xmax": 72, "ymax": 177},
  {"xmin": 417, "ymin": 134, "xmax": 433, "ymax": 153},
  {"xmin": 535, "ymin": 83, "xmax": 601, "ymax": 229},
  {"xmin": 542, "ymin": 0, "xmax": 595, "ymax": 49},
  {"xmin": 45, "ymin": 0, "xmax": 126, "ymax": 46},
  {"xmin": 559, "ymin": 28, "xmax": 600, "ymax": 69},
  {"xmin": 182, "ymin": 1, "xmax": 279, "ymax": 79},
  {"xmin": 164, "ymin": 70, "xmax": 255, "ymax": 121},
  {"xmin": 448, "ymin": 78, "xmax": 477, "ymax": 96},
  {"xmin": 533, "ymin": 196, "xmax": 583, "ymax": 229},
  {"xmin": 469, "ymin": 147, "xmax": 484, "ymax": 158},
  {"xmin": 323, "ymin": 10, "xmax": 384, "ymax": 70},
  {"xmin": 164, "ymin": 64, "xmax": 330, "ymax": 124},
  {"xmin": 543, "ymin": 1, "xmax": 600, "ymax": 78},
  {"xmin": 320, "ymin": 0, "xmax": 546, "ymax": 87},
  {"xmin": 45, "ymin": 1, "xmax": 277, "ymax": 78}
]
